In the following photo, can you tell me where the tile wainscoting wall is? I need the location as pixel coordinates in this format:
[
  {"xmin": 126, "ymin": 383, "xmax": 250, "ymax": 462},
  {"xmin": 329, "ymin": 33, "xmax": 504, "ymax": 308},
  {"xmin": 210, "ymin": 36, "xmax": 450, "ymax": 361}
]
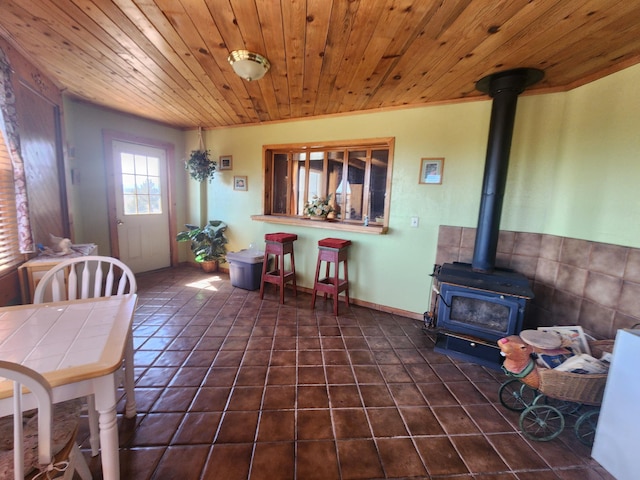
[{"xmin": 434, "ymin": 226, "xmax": 640, "ymax": 340}]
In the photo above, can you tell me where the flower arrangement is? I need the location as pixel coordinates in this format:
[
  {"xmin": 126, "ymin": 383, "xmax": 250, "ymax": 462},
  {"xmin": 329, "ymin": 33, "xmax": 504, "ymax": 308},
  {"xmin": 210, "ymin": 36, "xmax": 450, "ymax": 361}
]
[
  {"xmin": 303, "ymin": 194, "xmax": 334, "ymax": 218},
  {"xmin": 185, "ymin": 149, "xmax": 216, "ymax": 183}
]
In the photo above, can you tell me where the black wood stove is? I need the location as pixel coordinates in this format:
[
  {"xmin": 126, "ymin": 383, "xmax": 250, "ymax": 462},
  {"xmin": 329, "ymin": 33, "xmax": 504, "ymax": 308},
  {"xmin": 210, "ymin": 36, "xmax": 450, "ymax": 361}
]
[
  {"xmin": 434, "ymin": 68, "xmax": 541, "ymax": 369},
  {"xmin": 434, "ymin": 262, "xmax": 533, "ymax": 369}
]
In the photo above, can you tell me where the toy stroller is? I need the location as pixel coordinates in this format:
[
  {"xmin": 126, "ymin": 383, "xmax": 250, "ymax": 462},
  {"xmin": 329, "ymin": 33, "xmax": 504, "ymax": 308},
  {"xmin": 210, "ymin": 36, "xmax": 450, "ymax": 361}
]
[{"xmin": 498, "ymin": 338, "xmax": 613, "ymax": 446}]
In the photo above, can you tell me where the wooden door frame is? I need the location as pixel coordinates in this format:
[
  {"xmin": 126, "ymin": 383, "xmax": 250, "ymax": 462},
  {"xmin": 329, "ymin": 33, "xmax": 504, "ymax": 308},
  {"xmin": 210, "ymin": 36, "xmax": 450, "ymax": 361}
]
[{"xmin": 103, "ymin": 130, "xmax": 178, "ymax": 268}]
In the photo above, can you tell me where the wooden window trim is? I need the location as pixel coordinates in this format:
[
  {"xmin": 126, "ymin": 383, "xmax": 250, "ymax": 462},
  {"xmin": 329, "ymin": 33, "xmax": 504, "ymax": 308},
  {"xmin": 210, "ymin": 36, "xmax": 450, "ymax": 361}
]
[{"xmin": 257, "ymin": 137, "xmax": 393, "ymax": 235}]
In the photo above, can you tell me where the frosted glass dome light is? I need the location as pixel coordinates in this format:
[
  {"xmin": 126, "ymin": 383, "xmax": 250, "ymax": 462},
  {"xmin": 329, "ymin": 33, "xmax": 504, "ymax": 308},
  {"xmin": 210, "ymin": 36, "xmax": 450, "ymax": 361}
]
[{"xmin": 227, "ymin": 50, "xmax": 270, "ymax": 81}]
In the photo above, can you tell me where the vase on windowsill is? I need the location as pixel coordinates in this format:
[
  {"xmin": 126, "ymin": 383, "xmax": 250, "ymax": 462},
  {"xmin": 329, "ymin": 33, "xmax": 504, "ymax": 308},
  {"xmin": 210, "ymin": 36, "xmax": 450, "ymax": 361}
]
[{"xmin": 303, "ymin": 194, "xmax": 334, "ymax": 221}]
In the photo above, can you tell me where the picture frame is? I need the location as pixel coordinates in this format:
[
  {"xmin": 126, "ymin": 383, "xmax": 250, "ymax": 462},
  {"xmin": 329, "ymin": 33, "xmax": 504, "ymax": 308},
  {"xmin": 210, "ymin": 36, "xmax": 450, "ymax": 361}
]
[
  {"xmin": 219, "ymin": 155, "xmax": 233, "ymax": 170},
  {"xmin": 233, "ymin": 175, "xmax": 247, "ymax": 191},
  {"xmin": 419, "ymin": 157, "xmax": 444, "ymax": 184}
]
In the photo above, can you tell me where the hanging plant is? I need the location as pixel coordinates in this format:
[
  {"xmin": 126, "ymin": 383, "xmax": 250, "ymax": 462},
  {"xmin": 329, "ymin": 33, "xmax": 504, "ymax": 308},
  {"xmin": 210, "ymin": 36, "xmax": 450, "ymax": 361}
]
[{"xmin": 185, "ymin": 149, "xmax": 216, "ymax": 183}]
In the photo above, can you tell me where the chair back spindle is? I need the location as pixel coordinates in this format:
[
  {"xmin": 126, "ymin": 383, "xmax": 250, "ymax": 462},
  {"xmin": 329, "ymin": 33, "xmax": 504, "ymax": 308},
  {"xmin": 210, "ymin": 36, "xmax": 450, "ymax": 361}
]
[
  {"xmin": 33, "ymin": 256, "xmax": 136, "ymax": 304},
  {"xmin": 0, "ymin": 361, "xmax": 54, "ymax": 478}
]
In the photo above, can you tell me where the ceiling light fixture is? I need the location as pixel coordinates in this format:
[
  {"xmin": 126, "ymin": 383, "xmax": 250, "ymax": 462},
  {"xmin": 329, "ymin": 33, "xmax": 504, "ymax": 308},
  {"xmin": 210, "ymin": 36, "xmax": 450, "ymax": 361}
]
[{"xmin": 227, "ymin": 50, "xmax": 270, "ymax": 81}]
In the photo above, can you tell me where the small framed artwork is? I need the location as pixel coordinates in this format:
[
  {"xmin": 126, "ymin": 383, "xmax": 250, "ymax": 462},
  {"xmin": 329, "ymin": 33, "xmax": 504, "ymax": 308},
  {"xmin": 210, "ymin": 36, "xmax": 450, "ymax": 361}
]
[
  {"xmin": 233, "ymin": 175, "xmax": 248, "ymax": 191},
  {"xmin": 219, "ymin": 155, "xmax": 233, "ymax": 170},
  {"xmin": 419, "ymin": 157, "xmax": 444, "ymax": 184}
]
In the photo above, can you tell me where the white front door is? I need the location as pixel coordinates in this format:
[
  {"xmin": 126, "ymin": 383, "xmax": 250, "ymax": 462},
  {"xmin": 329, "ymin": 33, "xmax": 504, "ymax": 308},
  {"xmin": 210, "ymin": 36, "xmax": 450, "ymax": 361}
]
[{"xmin": 112, "ymin": 140, "xmax": 170, "ymax": 273}]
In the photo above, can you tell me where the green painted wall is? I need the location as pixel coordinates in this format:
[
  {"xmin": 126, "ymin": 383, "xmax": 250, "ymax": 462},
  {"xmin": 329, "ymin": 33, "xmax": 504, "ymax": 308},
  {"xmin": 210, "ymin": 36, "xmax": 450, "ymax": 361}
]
[
  {"xmin": 63, "ymin": 99, "xmax": 187, "ymax": 256},
  {"xmin": 194, "ymin": 101, "xmax": 490, "ymax": 314},
  {"xmin": 195, "ymin": 64, "xmax": 640, "ymax": 315},
  {"xmin": 547, "ymin": 66, "xmax": 640, "ymax": 246},
  {"xmin": 64, "ymin": 63, "xmax": 640, "ymax": 316}
]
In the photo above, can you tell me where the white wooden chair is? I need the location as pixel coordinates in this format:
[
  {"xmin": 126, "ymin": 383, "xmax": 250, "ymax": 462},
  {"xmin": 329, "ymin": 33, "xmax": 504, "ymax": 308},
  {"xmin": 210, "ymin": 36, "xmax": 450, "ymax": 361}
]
[
  {"xmin": 32, "ymin": 255, "xmax": 136, "ymax": 304},
  {"xmin": 32, "ymin": 256, "xmax": 137, "ymax": 456},
  {"xmin": 0, "ymin": 360, "xmax": 92, "ymax": 480}
]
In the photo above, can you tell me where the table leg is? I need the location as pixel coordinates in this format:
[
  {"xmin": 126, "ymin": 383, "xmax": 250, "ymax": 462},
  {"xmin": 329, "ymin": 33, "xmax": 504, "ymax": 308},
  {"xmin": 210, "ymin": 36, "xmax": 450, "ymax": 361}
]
[
  {"xmin": 94, "ymin": 375, "xmax": 120, "ymax": 480},
  {"xmin": 87, "ymin": 394, "xmax": 100, "ymax": 456},
  {"xmin": 123, "ymin": 330, "xmax": 137, "ymax": 418}
]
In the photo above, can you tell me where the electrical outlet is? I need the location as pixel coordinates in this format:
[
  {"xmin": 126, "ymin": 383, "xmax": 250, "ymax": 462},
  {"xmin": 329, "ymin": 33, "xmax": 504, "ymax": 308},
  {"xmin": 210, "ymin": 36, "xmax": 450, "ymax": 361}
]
[{"xmin": 410, "ymin": 216, "xmax": 419, "ymax": 227}]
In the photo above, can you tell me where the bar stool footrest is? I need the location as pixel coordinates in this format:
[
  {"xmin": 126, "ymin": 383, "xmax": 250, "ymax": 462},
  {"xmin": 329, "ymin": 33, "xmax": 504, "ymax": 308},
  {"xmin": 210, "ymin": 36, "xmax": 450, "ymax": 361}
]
[
  {"xmin": 263, "ymin": 271, "xmax": 295, "ymax": 283},
  {"xmin": 314, "ymin": 277, "xmax": 349, "ymax": 293}
]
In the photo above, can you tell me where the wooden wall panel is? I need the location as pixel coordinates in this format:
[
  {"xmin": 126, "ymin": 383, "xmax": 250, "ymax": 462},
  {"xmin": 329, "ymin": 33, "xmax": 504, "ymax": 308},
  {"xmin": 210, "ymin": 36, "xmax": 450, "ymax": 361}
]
[
  {"xmin": 14, "ymin": 83, "xmax": 68, "ymax": 246},
  {"xmin": 0, "ymin": 38, "xmax": 68, "ymax": 305},
  {"xmin": 0, "ymin": 38, "xmax": 69, "ymax": 249}
]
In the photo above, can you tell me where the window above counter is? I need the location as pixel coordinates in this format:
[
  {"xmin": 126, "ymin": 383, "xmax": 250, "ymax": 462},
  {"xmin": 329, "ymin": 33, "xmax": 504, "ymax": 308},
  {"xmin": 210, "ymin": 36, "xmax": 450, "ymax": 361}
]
[{"xmin": 261, "ymin": 137, "xmax": 394, "ymax": 231}]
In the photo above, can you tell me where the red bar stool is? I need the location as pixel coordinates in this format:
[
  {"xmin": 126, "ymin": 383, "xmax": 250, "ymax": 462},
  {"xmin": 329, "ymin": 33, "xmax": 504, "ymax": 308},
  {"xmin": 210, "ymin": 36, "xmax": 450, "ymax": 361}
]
[
  {"xmin": 260, "ymin": 232, "xmax": 298, "ymax": 304},
  {"xmin": 311, "ymin": 238, "xmax": 352, "ymax": 315}
]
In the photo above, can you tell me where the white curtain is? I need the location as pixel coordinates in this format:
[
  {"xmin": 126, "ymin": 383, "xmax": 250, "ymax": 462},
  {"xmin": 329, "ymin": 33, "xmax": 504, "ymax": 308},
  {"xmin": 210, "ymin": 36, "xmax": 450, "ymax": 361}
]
[{"xmin": 0, "ymin": 47, "xmax": 34, "ymax": 253}]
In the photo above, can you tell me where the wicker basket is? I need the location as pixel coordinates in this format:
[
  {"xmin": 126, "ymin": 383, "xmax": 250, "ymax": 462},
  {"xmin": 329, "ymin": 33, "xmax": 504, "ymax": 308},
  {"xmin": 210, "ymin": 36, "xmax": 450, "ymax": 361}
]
[{"xmin": 537, "ymin": 340, "xmax": 614, "ymax": 406}]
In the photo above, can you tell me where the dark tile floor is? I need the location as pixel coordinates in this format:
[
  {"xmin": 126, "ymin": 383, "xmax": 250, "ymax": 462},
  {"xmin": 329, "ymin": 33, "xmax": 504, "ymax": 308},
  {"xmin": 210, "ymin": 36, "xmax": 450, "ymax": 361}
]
[{"xmin": 82, "ymin": 266, "xmax": 614, "ymax": 479}]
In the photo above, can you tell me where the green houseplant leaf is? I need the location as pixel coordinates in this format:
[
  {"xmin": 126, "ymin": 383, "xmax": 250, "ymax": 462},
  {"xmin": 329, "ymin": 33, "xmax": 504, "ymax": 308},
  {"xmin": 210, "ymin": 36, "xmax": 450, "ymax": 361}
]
[
  {"xmin": 176, "ymin": 220, "xmax": 228, "ymax": 263},
  {"xmin": 185, "ymin": 149, "xmax": 217, "ymax": 183}
]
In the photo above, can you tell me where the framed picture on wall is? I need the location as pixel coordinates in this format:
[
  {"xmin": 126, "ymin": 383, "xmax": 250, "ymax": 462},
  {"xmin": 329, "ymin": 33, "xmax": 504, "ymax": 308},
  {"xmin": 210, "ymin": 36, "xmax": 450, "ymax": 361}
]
[
  {"xmin": 233, "ymin": 175, "xmax": 247, "ymax": 191},
  {"xmin": 419, "ymin": 157, "xmax": 444, "ymax": 184},
  {"xmin": 219, "ymin": 155, "xmax": 233, "ymax": 170}
]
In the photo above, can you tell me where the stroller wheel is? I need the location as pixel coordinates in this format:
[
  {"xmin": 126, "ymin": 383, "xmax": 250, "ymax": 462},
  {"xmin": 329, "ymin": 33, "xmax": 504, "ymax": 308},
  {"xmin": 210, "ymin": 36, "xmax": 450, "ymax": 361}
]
[
  {"xmin": 575, "ymin": 409, "xmax": 600, "ymax": 446},
  {"xmin": 520, "ymin": 404, "xmax": 565, "ymax": 442},
  {"xmin": 499, "ymin": 379, "xmax": 537, "ymax": 412}
]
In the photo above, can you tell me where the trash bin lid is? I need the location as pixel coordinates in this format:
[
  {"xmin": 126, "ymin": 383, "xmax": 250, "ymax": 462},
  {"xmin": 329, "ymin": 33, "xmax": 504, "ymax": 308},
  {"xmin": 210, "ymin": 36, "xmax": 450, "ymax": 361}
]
[{"xmin": 227, "ymin": 249, "xmax": 265, "ymax": 264}]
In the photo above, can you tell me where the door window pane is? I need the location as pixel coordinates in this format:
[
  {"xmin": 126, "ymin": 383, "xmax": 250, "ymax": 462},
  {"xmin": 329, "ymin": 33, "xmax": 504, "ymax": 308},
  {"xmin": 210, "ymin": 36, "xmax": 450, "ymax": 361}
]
[
  {"xmin": 121, "ymin": 154, "xmax": 163, "ymax": 215},
  {"xmin": 121, "ymin": 153, "xmax": 135, "ymax": 174}
]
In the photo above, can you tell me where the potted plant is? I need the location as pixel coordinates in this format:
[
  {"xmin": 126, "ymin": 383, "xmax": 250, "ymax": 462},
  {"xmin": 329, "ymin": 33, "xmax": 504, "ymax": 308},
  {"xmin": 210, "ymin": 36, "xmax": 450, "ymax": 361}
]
[
  {"xmin": 176, "ymin": 220, "xmax": 228, "ymax": 272},
  {"xmin": 303, "ymin": 194, "xmax": 335, "ymax": 220},
  {"xmin": 185, "ymin": 149, "xmax": 217, "ymax": 183}
]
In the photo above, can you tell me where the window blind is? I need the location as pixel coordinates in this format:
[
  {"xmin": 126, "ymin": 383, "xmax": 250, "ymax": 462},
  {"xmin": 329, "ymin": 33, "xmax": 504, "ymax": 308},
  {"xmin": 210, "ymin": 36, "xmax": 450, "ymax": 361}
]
[{"xmin": 0, "ymin": 134, "xmax": 21, "ymax": 274}]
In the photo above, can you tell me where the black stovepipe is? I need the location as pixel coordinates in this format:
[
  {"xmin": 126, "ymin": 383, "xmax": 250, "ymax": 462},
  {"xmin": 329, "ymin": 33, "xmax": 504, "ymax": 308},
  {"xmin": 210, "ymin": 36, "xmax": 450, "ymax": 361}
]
[{"xmin": 471, "ymin": 68, "xmax": 543, "ymax": 273}]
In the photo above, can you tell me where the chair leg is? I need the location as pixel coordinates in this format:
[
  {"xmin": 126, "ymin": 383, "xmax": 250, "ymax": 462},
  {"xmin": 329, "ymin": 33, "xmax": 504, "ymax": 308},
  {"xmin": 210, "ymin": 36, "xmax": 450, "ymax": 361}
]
[
  {"xmin": 311, "ymin": 255, "xmax": 322, "ymax": 310},
  {"xmin": 343, "ymin": 258, "xmax": 350, "ymax": 308},
  {"xmin": 70, "ymin": 442, "xmax": 93, "ymax": 480},
  {"xmin": 259, "ymin": 254, "xmax": 269, "ymax": 299},
  {"xmin": 290, "ymin": 250, "xmax": 297, "ymax": 297},
  {"xmin": 333, "ymin": 261, "xmax": 339, "ymax": 316},
  {"xmin": 86, "ymin": 395, "xmax": 100, "ymax": 457},
  {"xmin": 323, "ymin": 260, "xmax": 330, "ymax": 301},
  {"xmin": 279, "ymin": 259, "xmax": 285, "ymax": 304}
]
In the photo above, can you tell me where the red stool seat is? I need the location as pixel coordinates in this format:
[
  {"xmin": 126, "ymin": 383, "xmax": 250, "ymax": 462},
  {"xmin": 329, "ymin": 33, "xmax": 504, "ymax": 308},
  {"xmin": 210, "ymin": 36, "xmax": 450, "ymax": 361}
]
[
  {"xmin": 318, "ymin": 238, "xmax": 351, "ymax": 249},
  {"xmin": 311, "ymin": 237, "xmax": 351, "ymax": 315},
  {"xmin": 265, "ymin": 232, "xmax": 298, "ymax": 243},
  {"xmin": 260, "ymin": 233, "xmax": 297, "ymax": 304}
]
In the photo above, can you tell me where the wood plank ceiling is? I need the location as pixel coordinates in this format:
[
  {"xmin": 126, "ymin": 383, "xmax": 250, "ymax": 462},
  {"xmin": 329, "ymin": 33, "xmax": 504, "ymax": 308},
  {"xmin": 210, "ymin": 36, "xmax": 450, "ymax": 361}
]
[{"xmin": 0, "ymin": 0, "xmax": 639, "ymax": 130}]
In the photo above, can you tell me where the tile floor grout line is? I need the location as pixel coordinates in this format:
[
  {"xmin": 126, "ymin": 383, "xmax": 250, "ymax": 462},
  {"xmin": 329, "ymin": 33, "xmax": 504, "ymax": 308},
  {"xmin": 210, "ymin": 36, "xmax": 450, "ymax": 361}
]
[{"xmin": 78, "ymin": 267, "xmax": 612, "ymax": 480}]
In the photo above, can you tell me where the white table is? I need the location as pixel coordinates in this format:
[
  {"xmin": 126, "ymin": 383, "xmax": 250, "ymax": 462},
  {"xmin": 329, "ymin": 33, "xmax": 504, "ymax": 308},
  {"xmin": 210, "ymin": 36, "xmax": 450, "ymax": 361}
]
[{"xmin": 0, "ymin": 294, "xmax": 138, "ymax": 480}]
